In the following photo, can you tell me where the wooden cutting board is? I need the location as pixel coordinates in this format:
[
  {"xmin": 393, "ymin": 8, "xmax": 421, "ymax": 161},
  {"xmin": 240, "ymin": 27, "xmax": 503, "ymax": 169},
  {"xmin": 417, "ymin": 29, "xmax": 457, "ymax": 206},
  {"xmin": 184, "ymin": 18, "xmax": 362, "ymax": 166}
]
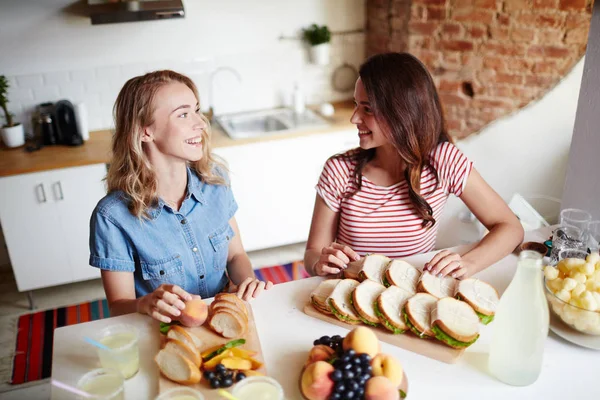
[
  {"xmin": 158, "ymin": 301, "xmax": 267, "ymax": 399},
  {"xmin": 304, "ymin": 302, "xmax": 465, "ymax": 364}
]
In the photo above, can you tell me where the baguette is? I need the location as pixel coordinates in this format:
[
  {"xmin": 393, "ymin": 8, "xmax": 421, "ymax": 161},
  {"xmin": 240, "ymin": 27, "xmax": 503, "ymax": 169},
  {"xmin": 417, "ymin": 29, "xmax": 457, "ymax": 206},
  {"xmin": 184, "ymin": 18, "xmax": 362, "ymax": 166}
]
[
  {"xmin": 163, "ymin": 338, "xmax": 202, "ymax": 367},
  {"xmin": 209, "ymin": 309, "xmax": 247, "ymax": 338},
  {"xmin": 167, "ymin": 326, "xmax": 202, "ymax": 353},
  {"xmin": 155, "ymin": 347, "xmax": 201, "ymax": 385}
]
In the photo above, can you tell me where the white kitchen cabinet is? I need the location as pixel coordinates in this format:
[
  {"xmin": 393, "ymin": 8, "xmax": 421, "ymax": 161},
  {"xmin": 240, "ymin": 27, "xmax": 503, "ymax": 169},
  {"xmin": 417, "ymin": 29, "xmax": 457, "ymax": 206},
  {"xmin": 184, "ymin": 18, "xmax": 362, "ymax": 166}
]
[
  {"xmin": 214, "ymin": 129, "xmax": 358, "ymax": 251},
  {"xmin": 0, "ymin": 164, "xmax": 106, "ymax": 292}
]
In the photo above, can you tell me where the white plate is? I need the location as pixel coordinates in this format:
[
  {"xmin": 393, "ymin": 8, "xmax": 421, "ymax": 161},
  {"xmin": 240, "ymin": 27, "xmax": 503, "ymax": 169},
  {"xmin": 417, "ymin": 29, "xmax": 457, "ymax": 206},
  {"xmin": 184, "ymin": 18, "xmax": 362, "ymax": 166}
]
[{"xmin": 549, "ymin": 311, "xmax": 600, "ymax": 350}]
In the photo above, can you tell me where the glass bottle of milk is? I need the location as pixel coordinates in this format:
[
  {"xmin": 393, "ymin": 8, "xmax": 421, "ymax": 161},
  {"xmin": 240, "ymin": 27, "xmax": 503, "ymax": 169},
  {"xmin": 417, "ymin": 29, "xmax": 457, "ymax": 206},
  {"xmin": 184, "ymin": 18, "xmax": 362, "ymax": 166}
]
[{"xmin": 488, "ymin": 250, "xmax": 549, "ymax": 386}]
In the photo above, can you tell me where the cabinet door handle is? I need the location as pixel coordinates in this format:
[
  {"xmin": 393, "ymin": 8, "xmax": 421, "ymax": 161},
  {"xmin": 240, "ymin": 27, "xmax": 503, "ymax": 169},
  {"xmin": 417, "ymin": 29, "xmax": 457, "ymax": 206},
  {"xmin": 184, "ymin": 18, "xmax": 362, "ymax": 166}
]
[
  {"xmin": 36, "ymin": 184, "xmax": 47, "ymax": 203},
  {"xmin": 56, "ymin": 181, "xmax": 64, "ymax": 200}
]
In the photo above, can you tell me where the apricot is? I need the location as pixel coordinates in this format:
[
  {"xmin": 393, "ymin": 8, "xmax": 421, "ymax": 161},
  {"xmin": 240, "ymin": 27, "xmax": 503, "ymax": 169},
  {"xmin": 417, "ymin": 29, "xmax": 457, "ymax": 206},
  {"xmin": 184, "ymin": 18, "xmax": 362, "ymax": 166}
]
[
  {"xmin": 178, "ymin": 298, "xmax": 209, "ymax": 327},
  {"xmin": 365, "ymin": 376, "xmax": 400, "ymax": 400},
  {"xmin": 371, "ymin": 354, "xmax": 404, "ymax": 387},
  {"xmin": 342, "ymin": 326, "xmax": 380, "ymax": 358},
  {"xmin": 300, "ymin": 361, "xmax": 335, "ymax": 400},
  {"xmin": 305, "ymin": 344, "xmax": 336, "ymax": 367}
]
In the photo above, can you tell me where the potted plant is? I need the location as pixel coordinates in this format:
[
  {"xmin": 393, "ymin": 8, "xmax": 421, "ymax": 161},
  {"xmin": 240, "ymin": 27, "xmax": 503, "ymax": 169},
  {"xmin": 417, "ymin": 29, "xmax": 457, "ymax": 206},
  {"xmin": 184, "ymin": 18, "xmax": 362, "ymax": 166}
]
[
  {"xmin": 0, "ymin": 75, "xmax": 25, "ymax": 148},
  {"xmin": 303, "ymin": 24, "xmax": 331, "ymax": 65}
]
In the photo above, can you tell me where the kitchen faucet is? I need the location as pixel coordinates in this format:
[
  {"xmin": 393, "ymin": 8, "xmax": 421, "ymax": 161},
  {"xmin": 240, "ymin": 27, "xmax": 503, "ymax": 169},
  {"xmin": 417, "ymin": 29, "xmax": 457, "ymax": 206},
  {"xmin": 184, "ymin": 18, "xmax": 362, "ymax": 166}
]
[{"xmin": 205, "ymin": 66, "xmax": 242, "ymax": 123}]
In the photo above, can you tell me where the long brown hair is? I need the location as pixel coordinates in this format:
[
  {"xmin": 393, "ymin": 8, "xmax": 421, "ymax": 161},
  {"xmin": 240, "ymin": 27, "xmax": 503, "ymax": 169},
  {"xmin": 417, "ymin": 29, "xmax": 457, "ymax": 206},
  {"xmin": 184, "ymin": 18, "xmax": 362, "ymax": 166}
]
[
  {"xmin": 107, "ymin": 70, "xmax": 226, "ymax": 218},
  {"xmin": 342, "ymin": 52, "xmax": 451, "ymax": 227}
]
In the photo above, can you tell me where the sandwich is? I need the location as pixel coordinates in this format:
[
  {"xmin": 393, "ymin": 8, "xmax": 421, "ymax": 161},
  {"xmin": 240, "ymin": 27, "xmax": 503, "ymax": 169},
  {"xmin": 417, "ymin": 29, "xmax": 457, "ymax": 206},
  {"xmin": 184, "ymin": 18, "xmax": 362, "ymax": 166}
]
[
  {"xmin": 374, "ymin": 286, "xmax": 414, "ymax": 334},
  {"xmin": 455, "ymin": 278, "xmax": 499, "ymax": 325},
  {"xmin": 357, "ymin": 254, "xmax": 391, "ymax": 284},
  {"xmin": 431, "ymin": 297, "xmax": 480, "ymax": 348},
  {"xmin": 310, "ymin": 279, "xmax": 342, "ymax": 315},
  {"xmin": 351, "ymin": 279, "xmax": 387, "ymax": 326},
  {"xmin": 384, "ymin": 260, "xmax": 421, "ymax": 293},
  {"xmin": 417, "ymin": 272, "xmax": 457, "ymax": 299},
  {"xmin": 327, "ymin": 279, "xmax": 362, "ymax": 324},
  {"xmin": 402, "ymin": 293, "xmax": 438, "ymax": 339}
]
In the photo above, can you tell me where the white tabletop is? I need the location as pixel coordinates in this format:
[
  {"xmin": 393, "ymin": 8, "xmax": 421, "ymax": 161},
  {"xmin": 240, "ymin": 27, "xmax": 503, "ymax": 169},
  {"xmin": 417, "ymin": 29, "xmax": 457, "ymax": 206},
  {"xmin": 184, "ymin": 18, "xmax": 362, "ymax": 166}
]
[{"xmin": 51, "ymin": 228, "xmax": 600, "ymax": 400}]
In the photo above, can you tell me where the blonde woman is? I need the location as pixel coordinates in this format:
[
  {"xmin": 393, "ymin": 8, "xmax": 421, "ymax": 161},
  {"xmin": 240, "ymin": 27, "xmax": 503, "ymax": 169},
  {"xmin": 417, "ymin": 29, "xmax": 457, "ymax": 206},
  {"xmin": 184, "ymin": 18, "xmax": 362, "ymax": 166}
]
[{"xmin": 89, "ymin": 70, "xmax": 272, "ymax": 323}]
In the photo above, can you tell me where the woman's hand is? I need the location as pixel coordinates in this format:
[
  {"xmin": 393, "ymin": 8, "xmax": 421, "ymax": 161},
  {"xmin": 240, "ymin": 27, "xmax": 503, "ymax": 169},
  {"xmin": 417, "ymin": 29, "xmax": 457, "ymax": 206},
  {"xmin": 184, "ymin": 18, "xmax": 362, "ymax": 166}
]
[
  {"xmin": 229, "ymin": 277, "xmax": 273, "ymax": 301},
  {"xmin": 424, "ymin": 250, "xmax": 473, "ymax": 279},
  {"xmin": 313, "ymin": 243, "xmax": 361, "ymax": 276},
  {"xmin": 137, "ymin": 284, "xmax": 192, "ymax": 323}
]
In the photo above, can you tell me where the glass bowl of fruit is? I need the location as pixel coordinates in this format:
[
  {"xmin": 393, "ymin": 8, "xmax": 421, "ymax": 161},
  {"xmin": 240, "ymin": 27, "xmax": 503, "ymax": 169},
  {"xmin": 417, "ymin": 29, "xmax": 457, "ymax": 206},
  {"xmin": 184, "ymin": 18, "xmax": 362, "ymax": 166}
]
[{"xmin": 543, "ymin": 250, "xmax": 600, "ymax": 335}]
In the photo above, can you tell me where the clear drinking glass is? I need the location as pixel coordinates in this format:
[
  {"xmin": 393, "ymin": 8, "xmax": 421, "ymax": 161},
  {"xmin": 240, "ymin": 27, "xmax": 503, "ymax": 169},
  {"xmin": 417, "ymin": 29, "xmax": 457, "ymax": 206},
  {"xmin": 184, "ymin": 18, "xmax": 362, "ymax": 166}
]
[
  {"xmin": 550, "ymin": 226, "xmax": 587, "ymax": 264},
  {"xmin": 231, "ymin": 376, "xmax": 285, "ymax": 400},
  {"xmin": 587, "ymin": 221, "xmax": 600, "ymax": 252},
  {"xmin": 560, "ymin": 208, "xmax": 592, "ymax": 231},
  {"xmin": 96, "ymin": 324, "xmax": 140, "ymax": 379},
  {"xmin": 77, "ymin": 368, "xmax": 125, "ymax": 400},
  {"xmin": 558, "ymin": 248, "xmax": 589, "ymax": 262},
  {"xmin": 154, "ymin": 387, "xmax": 205, "ymax": 400}
]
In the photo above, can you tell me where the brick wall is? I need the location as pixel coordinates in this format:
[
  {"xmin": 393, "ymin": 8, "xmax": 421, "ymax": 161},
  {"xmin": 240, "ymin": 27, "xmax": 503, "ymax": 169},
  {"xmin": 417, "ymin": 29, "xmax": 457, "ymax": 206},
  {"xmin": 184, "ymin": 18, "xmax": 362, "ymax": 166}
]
[{"xmin": 366, "ymin": 0, "xmax": 593, "ymax": 138}]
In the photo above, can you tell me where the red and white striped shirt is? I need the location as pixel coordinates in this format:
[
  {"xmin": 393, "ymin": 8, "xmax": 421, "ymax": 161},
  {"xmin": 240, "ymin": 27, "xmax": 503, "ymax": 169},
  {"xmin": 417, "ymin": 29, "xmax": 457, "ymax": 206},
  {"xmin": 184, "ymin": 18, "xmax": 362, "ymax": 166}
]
[{"xmin": 316, "ymin": 142, "xmax": 472, "ymax": 258}]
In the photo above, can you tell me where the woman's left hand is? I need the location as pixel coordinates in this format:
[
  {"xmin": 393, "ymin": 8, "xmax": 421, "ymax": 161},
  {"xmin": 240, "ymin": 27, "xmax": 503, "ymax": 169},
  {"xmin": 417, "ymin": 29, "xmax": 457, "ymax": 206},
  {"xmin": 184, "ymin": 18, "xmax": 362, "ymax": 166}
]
[
  {"xmin": 424, "ymin": 250, "xmax": 473, "ymax": 279},
  {"xmin": 229, "ymin": 277, "xmax": 274, "ymax": 301}
]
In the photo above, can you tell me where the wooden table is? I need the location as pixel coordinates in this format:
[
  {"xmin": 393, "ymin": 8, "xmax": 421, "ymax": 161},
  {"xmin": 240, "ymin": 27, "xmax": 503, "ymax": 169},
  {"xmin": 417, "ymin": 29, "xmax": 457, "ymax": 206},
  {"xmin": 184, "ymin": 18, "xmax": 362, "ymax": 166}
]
[{"xmin": 51, "ymin": 227, "xmax": 600, "ymax": 399}]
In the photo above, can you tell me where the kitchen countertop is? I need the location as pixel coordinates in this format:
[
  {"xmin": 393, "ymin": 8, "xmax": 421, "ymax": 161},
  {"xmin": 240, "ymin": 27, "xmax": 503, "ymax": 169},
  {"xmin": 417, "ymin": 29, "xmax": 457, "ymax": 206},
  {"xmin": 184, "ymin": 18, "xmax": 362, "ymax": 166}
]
[
  {"xmin": 0, "ymin": 102, "xmax": 355, "ymax": 178},
  {"xmin": 51, "ymin": 227, "xmax": 600, "ymax": 400}
]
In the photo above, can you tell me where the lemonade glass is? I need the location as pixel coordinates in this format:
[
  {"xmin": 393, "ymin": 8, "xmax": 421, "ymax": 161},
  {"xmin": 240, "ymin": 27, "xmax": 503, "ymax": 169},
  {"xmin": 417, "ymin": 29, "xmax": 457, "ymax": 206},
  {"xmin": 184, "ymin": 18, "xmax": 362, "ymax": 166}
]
[
  {"xmin": 231, "ymin": 376, "xmax": 284, "ymax": 400},
  {"xmin": 154, "ymin": 387, "xmax": 205, "ymax": 400},
  {"xmin": 96, "ymin": 324, "xmax": 139, "ymax": 379},
  {"xmin": 77, "ymin": 368, "xmax": 125, "ymax": 400}
]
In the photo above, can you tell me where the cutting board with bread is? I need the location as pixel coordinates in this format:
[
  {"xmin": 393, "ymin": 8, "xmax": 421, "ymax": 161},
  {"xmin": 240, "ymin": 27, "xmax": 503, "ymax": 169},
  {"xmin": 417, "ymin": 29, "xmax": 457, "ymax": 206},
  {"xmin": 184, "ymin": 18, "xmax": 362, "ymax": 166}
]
[
  {"xmin": 156, "ymin": 293, "xmax": 267, "ymax": 399},
  {"xmin": 304, "ymin": 254, "xmax": 500, "ymax": 364}
]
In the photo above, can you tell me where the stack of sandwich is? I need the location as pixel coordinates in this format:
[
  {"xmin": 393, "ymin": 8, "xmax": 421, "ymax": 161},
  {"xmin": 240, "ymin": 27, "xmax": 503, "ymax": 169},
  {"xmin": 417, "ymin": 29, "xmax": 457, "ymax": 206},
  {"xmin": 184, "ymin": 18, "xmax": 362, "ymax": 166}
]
[{"xmin": 309, "ymin": 254, "xmax": 499, "ymax": 349}]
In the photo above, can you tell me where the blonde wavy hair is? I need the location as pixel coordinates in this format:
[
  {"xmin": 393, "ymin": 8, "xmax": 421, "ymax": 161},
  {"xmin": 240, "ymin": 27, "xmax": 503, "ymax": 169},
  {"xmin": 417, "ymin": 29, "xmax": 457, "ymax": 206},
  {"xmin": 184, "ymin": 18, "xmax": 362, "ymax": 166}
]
[{"xmin": 107, "ymin": 70, "xmax": 226, "ymax": 218}]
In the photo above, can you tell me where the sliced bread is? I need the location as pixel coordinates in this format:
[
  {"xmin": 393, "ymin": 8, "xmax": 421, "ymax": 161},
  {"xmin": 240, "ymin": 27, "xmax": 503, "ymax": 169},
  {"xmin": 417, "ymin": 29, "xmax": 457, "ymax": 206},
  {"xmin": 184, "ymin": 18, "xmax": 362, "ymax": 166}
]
[
  {"xmin": 358, "ymin": 254, "xmax": 391, "ymax": 284},
  {"xmin": 375, "ymin": 286, "xmax": 414, "ymax": 334},
  {"xmin": 163, "ymin": 338, "xmax": 202, "ymax": 367},
  {"xmin": 417, "ymin": 272, "xmax": 457, "ymax": 299},
  {"xmin": 431, "ymin": 297, "xmax": 480, "ymax": 348},
  {"xmin": 211, "ymin": 301, "xmax": 249, "ymax": 325},
  {"xmin": 155, "ymin": 347, "xmax": 201, "ymax": 385},
  {"xmin": 403, "ymin": 293, "xmax": 438, "ymax": 339},
  {"xmin": 214, "ymin": 293, "xmax": 249, "ymax": 317},
  {"xmin": 327, "ymin": 279, "xmax": 361, "ymax": 324},
  {"xmin": 209, "ymin": 309, "xmax": 247, "ymax": 338},
  {"xmin": 384, "ymin": 260, "xmax": 421, "ymax": 293},
  {"xmin": 352, "ymin": 279, "xmax": 387, "ymax": 326},
  {"xmin": 167, "ymin": 326, "xmax": 202, "ymax": 355},
  {"xmin": 455, "ymin": 278, "xmax": 499, "ymax": 324},
  {"xmin": 310, "ymin": 279, "xmax": 341, "ymax": 315}
]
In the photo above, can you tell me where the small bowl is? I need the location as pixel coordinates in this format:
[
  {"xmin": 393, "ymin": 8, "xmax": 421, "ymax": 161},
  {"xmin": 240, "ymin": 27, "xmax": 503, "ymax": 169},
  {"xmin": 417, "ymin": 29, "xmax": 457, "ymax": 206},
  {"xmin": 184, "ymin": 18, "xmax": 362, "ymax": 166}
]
[
  {"xmin": 544, "ymin": 277, "xmax": 600, "ymax": 335},
  {"xmin": 517, "ymin": 241, "xmax": 548, "ymax": 257}
]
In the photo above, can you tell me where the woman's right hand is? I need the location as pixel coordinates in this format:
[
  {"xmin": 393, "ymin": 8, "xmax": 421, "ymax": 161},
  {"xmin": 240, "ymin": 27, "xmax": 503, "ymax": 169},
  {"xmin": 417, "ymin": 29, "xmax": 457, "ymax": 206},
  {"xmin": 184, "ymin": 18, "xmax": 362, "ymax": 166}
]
[
  {"xmin": 313, "ymin": 242, "xmax": 360, "ymax": 276},
  {"xmin": 137, "ymin": 284, "xmax": 192, "ymax": 323}
]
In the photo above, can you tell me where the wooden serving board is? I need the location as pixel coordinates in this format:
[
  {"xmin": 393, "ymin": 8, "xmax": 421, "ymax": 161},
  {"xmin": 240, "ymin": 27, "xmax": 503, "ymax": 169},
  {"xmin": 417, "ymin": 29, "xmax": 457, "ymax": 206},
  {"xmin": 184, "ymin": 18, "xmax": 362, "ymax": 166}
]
[
  {"xmin": 304, "ymin": 302, "xmax": 465, "ymax": 364},
  {"xmin": 158, "ymin": 302, "xmax": 267, "ymax": 399}
]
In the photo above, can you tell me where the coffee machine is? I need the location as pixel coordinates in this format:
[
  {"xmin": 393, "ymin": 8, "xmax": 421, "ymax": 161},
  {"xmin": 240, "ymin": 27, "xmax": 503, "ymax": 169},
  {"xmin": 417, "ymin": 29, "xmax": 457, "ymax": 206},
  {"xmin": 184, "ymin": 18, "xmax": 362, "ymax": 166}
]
[{"xmin": 32, "ymin": 100, "xmax": 84, "ymax": 147}]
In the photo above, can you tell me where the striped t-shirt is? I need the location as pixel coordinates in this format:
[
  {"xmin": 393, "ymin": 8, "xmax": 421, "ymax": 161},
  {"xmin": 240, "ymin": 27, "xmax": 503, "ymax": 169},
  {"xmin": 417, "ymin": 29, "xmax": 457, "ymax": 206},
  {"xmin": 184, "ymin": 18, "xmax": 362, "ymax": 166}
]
[{"xmin": 316, "ymin": 142, "xmax": 473, "ymax": 258}]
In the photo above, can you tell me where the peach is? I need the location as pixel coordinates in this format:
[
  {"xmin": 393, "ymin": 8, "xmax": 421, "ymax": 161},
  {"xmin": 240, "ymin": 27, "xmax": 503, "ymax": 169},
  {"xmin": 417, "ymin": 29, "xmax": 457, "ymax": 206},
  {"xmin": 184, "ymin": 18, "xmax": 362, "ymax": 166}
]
[
  {"xmin": 371, "ymin": 354, "xmax": 404, "ymax": 387},
  {"xmin": 305, "ymin": 344, "xmax": 336, "ymax": 367},
  {"xmin": 365, "ymin": 376, "xmax": 400, "ymax": 400},
  {"xmin": 300, "ymin": 361, "xmax": 335, "ymax": 400},
  {"xmin": 342, "ymin": 326, "xmax": 380, "ymax": 358},
  {"xmin": 178, "ymin": 298, "xmax": 209, "ymax": 327}
]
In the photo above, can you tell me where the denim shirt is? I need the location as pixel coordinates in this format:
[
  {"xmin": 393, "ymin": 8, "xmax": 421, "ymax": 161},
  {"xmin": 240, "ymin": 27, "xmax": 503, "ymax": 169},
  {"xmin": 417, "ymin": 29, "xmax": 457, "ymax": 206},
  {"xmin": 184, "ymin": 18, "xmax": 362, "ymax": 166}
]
[{"xmin": 89, "ymin": 167, "xmax": 237, "ymax": 298}]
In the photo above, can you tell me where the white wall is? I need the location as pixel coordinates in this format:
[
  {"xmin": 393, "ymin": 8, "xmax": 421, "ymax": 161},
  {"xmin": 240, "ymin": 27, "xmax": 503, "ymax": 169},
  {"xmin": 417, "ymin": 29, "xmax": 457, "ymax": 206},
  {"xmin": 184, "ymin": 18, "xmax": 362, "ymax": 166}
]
[
  {"xmin": 562, "ymin": 1, "xmax": 600, "ymax": 220},
  {"xmin": 436, "ymin": 59, "xmax": 583, "ymax": 249},
  {"xmin": 0, "ymin": 0, "xmax": 365, "ymax": 131}
]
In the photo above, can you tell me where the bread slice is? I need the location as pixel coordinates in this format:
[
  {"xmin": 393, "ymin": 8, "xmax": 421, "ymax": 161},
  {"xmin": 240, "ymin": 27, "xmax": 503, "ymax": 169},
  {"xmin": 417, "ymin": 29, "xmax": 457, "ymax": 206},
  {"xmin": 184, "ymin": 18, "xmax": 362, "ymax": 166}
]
[
  {"xmin": 403, "ymin": 293, "xmax": 438, "ymax": 339},
  {"xmin": 214, "ymin": 293, "xmax": 248, "ymax": 317},
  {"xmin": 310, "ymin": 279, "xmax": 341, "ymax": 315},
  {"xmin": 209, "ymin": 309, "xmax": 247, "ymax": 338},
  {"xmin": 417, "ymin": 272, "xmax": 457, "ymax": 299},
  {"xmin": 431, "ymin": 297, "xmax": 480, "ymax": 348},
  {"xmin": 167, "ymin": 326, "xmax": 202, "ymax": 355},
  {"xmin": 211, "ymin": 301, "xmax": 249, "ymax": 326},
  {"xmin": 327, "ymin": 279, "xmax": 361, "ymax": 324},
  {"xmin": 344, "ymin": 258, "xmax": 363, "ymax": 280},
  {"xmin": 384, "ymin": 260, "xmax": 421, "ymax": 293},
  {"xmin": 351, "ymin": 280, "xmax": 387, "ymax": 326},
  {"xmin": 375, "ymin": 286, "xmax": 414, "ymax": 334},
  {"xmin": 357, "ymin": 254, "xmax": 391, "ymax": 284},
  {"xmin": 163, "ymin": 338, "xmax": 202, "ymax": 367},
  {"xmin": 155, "ymin": 347, "xmax": 201, "ymax": 385},
  {"xmin": 455, "ymin": 278, "xmax": 499, "ymax": 325}
]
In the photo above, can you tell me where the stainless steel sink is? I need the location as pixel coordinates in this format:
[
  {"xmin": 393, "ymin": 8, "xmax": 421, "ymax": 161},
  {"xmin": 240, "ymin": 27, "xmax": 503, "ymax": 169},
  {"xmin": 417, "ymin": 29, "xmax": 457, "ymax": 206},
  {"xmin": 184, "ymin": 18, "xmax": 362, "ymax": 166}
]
[{"xmin": 214, "ymin": 108, "xmax": 330, "ymax": 140}]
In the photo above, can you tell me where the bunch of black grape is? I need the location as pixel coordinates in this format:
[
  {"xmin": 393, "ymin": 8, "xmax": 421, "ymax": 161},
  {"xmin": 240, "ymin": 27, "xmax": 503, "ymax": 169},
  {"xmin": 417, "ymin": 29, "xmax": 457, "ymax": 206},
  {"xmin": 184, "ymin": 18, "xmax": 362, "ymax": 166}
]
[
  {"xmin": 203, "ymin": 363, "xmax": 246, "ymax": 389},
  {"xmin": 313, "ymin": 336, "xmax": 373, "ymax": 399}
]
